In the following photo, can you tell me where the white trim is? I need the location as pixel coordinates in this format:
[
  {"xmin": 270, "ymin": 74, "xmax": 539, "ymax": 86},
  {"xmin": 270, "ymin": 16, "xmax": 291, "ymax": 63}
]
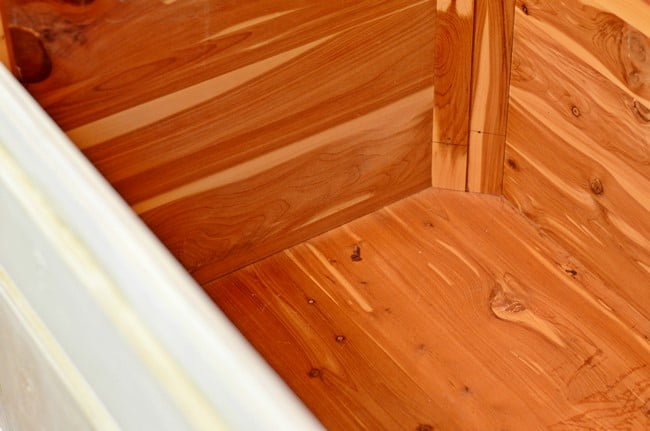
[{"xmin": 0, "ymin": 267, "xmax": 120, "ymax": 430}]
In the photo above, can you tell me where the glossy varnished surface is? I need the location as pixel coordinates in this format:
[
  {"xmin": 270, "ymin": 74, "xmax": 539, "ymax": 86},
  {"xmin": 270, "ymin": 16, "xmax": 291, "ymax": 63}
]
[
  {"xmin": 504, "ymin": 0, "xmax": 650, "ymax": 331},
  {"xmin": 205, "ymin": 189, "xmax": 650, "ymax": 430},
  {"xmin": 3, "ymin": 0, "xmax": 435, "ymax": 282}
]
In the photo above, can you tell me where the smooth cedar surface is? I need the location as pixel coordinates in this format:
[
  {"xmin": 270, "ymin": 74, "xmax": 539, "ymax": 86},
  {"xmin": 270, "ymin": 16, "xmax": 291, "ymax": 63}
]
[
  {"xmin": 467, "ymin": 0, "xmax": 516, "ymax": 194},
  {"xmin": 3, "ymin": 0, "xmax": 436, "ymax": 282},
  {"xmin": 205, "ymin": 189, "xmax": 650, "ymax": 430},
  {"xmin": 431, "ymin": 0, "xmax": 474, "ymax": 191},
  {"xmin": 504, "ymin": 0, "xmax": 650, "ymax": 327}
]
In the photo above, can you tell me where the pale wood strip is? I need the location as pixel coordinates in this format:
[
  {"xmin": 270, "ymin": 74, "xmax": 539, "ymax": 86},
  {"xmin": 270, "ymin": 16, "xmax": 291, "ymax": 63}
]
[
  {"xmin": 133, "ymin": 89, "xmax": 432, "ymax": 214},
  {"xmin": 67, "ymin": 38, "xmax": 333, "ymax": 148},
  {"xmin": 467, "ymin": 131, "xmax": 505, "ymax": 194}
]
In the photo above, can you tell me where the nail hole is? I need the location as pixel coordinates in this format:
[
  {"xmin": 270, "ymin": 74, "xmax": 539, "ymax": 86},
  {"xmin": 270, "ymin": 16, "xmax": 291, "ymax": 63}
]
[
  {"xmin": 351, "ymin": 244, "xmax": 362, "ymax": 262},
  {"xmin": 571, "ymin": 106, "xmax": 581, "ymax": 117}
]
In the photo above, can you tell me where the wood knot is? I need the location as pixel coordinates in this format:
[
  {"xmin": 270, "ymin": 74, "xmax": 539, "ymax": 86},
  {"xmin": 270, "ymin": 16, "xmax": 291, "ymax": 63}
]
[
  {"xmin": 521, "ymin": 4, "xmax": 529, "ymax": 15},
  {"xmin": 490, "ymin": 283, "xmax": 526, "ymax": 317},
  {"xmin": 9, "ymin": 27, "xmax": 52, "ymax": 84},
  {"xmin": 307, "ymin": 298, "xmax": 316, "ymax": 305},
  {"xmin": 507, "ymin": 159, "xmax": 518, "ymax": 170},
  {"xmin": 416, "ymin": 425, "xmax": 434, "ymax": 431},
  {"xmin": 627, "ymin": 72, "xmax": 642, "ymax": 89},
  {"xmin": 632, "ymin": 100, "xmax": 650, "ymax": 123},
  {"xmin": 590, "ymin": 178, "xmax": 604, "ymax": 195},
  {"xmin": 335, "ymin": 335, "xmax": 346, "ymax": 343},
  {"xmin": 307, "ymin": 368, "xmax": 321, "ymax": 378},
  {"xmin": 571, "ymin": 105, "xmax": 581, "ymax": 117},
  {"xmin": 351, "ymin": 244, "xmax": 362, "ymax": 262}
]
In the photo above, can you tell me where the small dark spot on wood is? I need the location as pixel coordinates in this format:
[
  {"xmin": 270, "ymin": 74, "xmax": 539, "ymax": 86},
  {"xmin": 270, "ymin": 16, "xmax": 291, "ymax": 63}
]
[
  {"xmin": 463, "ymin": 385, "xmax": 471, "ymax": 393},
  {"xmin": 507, "ymin": 159, "xmax": 518, "ymax": 170},
  {"xmin": 40, "ymin": 29, "xmax": 56, "ymax": 43},
  {"xmin": 565, "ymin": 269, "xmax": 578, "ymax": 277},
  {"xmin": 335, "ymin": 335, "xmax": 346, "ymax": 343},
  {"xmin": 9, "ymin": 27, "xmax": 52, "ymax": 84},
  {"xmin": 328, "ymin": 258, "xmax": 337, "ymax": 265},
  {"xmin": 384, "ymin": 307, "xmax": 392, "ymax": 314},
  {"xmin": 417, "ymin": 425, "xmax": 434, "ymax": 431},
  {"xmin": 360, "ymin": 280, "xmax": 368, "ymax": 285},
  {"xmin": 590, "ymin": 178, "xmax": 604, "ymax": 195},
  {"xmin": 351, "ymin": 244, "xmax": 362, "ymax": 262},
  {"xmin": 308, "ymin": 368, "xmax": 321, "ymax": 378},
  {"xmin": 307, "ymin": 298, "xmax": 316, "ymax": 305},
  {"xmin": 521, "ymin": 4, "xmax": 529, "ymax": 15},
  {"xmin": 571, "ymin": 106, "xmax": 581, "ymax": 117},
  {"xmin": 424, "ymin": 221, "xmax": 434, "ymax": 228},
  {"xmin": 416, "ymin": 343, "xmax": 427, "ymax": 353}
]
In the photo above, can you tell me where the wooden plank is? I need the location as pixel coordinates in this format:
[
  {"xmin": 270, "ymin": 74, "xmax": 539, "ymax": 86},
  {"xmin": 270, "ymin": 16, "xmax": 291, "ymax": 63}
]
[
  {"xmin": 0, "ymin": 66, "xmax": 321, "ymax": 430},
  {"xmin": 432, "ymin": 0, "xmax": 474, "ymax": 191},
  {"xmin": 470, "ymin": 0, "xmax": 516, "ymax": 135},
  {"xmin": 205, "ymin": 188, "xmax": 650, "ymax": 430},
  {"xmin": 433, "ymin": 0, "xmax": 474, "ymax": 146},
  {"xmin": 5, "ymin": 0, "xmax": 436, "ymax": 282},
  {"xmin": 431, "ymin": 142, "xmax": 467, "ymax": 190},
  {"xmin": 467, "ymin": 0, "xmax": 516, "ymax": 194},
  {"xmin": 504, "ymin": 1, "xmax": 650, "ymax": 321}
]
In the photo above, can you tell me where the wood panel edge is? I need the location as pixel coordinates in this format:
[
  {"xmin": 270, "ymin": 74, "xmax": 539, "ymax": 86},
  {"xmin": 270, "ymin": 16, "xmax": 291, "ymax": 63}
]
[{"xmin": 466, "ymin": 0, "xmax": 516, "ymax": 194}]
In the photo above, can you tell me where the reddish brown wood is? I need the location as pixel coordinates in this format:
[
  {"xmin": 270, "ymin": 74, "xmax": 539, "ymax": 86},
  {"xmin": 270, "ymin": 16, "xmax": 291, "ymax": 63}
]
[
  {"xmin": 206, "ymin": 189, "xmax": 650, "ymax": 430},
  {"xmin": 4, "ymin": 0, "xmax": 436, "ymax": 282}
]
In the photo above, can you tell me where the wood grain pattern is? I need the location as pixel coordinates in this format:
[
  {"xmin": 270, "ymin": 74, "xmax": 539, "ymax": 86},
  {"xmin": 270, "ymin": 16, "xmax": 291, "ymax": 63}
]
[
  {"xmin": 431, "ymin": 141, "xmax": 467, "ymax": 190},
  {"xmin": 468, "ymin": 130, "xmax": 505, "ymax": 192},
  {"xmin": 4, "ymin": 1, "xmax": 436, "ymax": 282},
  {"xmin": 431, "ymin": 0, "xmax": 474, "ymax": 190},
  {"xmin": 504, "ymin": 0, "xmax": 650, "ymax": 325},
  {"xmin": 433, "ymin": 0, "xmax": 474, "ymax": 146},
  {"xmin": 0, "ymin": 8, "xmax": 9, "ymax": 68},
  {"xmin": 467, "ymin": 0, "xmax": 516, "ymax": 194},
  {"xmin": 205, "ymin": 189, "xmax": 650, "ymax": 430}
]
